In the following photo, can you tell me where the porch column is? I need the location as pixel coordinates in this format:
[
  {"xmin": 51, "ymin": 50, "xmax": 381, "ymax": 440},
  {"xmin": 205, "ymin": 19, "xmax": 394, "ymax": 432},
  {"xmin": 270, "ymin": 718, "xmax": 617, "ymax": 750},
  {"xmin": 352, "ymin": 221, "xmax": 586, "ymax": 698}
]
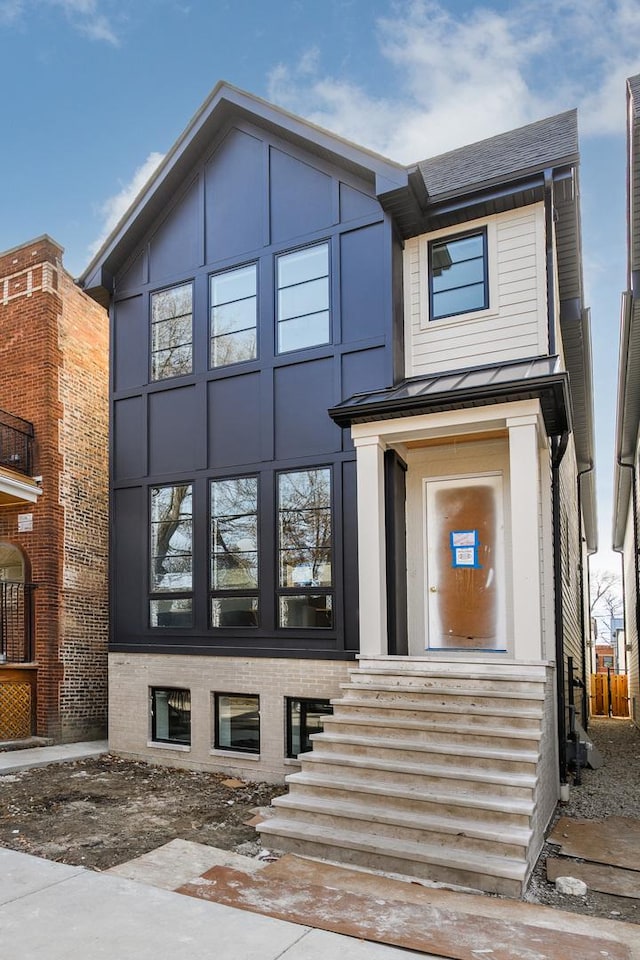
[
  {"xmin": 507, "ymin": 414, "xmax": 543, "ymax": 660},
  {"xmin": 354, "ymin": 436, "xmax": 388, "ymax": 656}
]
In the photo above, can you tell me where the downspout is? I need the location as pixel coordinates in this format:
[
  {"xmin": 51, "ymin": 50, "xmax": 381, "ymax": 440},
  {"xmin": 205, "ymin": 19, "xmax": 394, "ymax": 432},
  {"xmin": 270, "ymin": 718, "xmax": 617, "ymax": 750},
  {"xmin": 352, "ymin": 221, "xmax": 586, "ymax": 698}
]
[
  {"xmin": 616, "ymin": 457, "xmax": 640, "ymax": 706},
  {"xmin": 544, "ymin": 169, "xmax": 557, "ymax": 356},
  {"xmin": 577, "ymin": 462, "xmax": 594, "ymax": 731},
  {"xmin": 552, "ymin": 430, "xmax": 570, "ymax": 785}
]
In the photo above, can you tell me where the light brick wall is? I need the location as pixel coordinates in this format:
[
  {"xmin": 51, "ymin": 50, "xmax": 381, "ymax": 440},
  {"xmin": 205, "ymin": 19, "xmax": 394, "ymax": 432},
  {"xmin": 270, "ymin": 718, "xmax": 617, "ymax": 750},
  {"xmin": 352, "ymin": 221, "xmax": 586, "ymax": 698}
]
[
  {"xmin": 109, "ymin": 653, "xmax": 352, "ymax": 782},
  {"xmin": 0, "ymin": 237, "xmax": 108, "ymax": 741}
]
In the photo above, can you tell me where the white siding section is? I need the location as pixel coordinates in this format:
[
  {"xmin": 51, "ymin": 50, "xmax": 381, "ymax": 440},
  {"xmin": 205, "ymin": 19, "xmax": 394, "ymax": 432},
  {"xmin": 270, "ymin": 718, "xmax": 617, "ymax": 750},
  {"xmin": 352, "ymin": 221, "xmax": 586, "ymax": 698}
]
[{"xmin": 405, "ymin": 205, "xmax": 548, "ymax": 377}]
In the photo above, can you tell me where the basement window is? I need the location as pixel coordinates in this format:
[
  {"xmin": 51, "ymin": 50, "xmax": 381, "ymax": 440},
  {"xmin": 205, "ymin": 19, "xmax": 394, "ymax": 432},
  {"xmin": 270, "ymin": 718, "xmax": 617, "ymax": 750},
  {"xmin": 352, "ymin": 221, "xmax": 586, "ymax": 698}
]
[
  {"xmin": 150, "ymin": 687, "xmax": 191, "ymax": 745},
  {"xmin": 286, "ymin": 697, "xmax": 333, "ymax": 758}
]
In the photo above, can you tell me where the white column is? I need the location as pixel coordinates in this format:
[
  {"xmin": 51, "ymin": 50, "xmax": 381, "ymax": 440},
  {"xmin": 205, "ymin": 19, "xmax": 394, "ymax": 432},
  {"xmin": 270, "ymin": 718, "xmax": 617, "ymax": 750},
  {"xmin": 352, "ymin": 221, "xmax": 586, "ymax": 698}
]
[
  {"xmin": 354, "ymin": 436, "xmax": 388, "ymax": 656},
  {"xmin": 507, "ymin": 415, "xmax": 543, "ymax": 660}
]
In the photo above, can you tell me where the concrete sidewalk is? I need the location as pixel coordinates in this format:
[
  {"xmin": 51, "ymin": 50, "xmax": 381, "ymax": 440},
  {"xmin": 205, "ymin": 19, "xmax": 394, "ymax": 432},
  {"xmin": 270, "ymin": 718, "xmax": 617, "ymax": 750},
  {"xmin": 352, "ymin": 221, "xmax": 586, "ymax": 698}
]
[
  {"xmin": 0, "ymin": 847, "xmax": 431, "ymax": 959},
  {"xmin": 0, "ymin": 739, "xmax": 108, "ymax": 773}
]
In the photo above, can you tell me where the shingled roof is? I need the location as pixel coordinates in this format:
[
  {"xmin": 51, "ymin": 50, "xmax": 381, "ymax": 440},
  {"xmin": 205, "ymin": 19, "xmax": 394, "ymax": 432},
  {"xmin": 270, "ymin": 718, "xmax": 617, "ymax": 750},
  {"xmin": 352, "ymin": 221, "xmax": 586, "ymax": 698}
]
[{"xmin": 417, "ymin": 110, "xmax": 578, "ymax": 203}]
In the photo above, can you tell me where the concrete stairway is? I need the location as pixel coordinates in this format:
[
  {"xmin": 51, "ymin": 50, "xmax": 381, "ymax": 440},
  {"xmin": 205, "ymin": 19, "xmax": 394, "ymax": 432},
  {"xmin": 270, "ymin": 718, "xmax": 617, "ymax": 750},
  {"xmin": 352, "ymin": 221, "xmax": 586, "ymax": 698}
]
[{"xmin": 258, "ymin": 656, "xmax": 551, "ymax": 897}]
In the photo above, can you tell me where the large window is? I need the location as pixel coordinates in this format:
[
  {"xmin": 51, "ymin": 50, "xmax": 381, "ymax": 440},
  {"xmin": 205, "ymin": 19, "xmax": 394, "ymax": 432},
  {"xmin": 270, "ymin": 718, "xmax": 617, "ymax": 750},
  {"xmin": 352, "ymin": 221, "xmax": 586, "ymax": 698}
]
[
  {"xmin": 277, "ymin": 468, "xmax": 333, "ymax": 628},
  {"xmin": 429, "ymin": 229, "xmax": 488, "ymax": 321},
  {"xmin": 150, "ymin": 484, "xmax": 193, "ymax": 627},
  {"xmin": 286, "ymin": 698, "xmax": 333, "ymax": 758},
  {"xmin": 277, "ymin": 242, "xmax": 329, "ymax": 353},
  {"xmin": 151, "ymin": 282, "xmax": 193, "ymax": 380},
  {"xmin": 214, "ymin": 693, "xmax": 260, "ymax": 753},
  {"xmin": 151, "ymin": 687, "xmax": 191, "ymax": 745},
  {"xmin": 210, "ymin": 264, "xmax": 257, "ymax": 368},
  {"xmin": 210, "ymin": 477, "xmax": 259, "ymax": 627}
]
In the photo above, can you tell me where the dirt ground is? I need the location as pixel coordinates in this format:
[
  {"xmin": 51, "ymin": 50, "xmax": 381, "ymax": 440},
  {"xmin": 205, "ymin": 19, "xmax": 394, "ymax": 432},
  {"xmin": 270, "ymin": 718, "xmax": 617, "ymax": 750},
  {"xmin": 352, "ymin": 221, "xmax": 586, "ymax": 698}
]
[{"xmin": 0, "ymin": 755, "xmax": 282, "ymax": 870}]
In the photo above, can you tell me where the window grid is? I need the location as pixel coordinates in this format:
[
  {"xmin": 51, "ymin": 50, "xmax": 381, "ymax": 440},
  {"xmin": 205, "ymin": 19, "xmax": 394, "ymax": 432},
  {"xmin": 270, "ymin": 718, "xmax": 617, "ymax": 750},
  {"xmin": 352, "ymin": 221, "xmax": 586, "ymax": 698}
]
[
  {"xmin": 210, "ymin": 476, "xmax": 259, "ymax": 628},
  {"xmin": 210, "ymin": 263, "xmax": 258, "ymax": 368},
  {"xmin": 151, "ymin": 282, "xmax": 193, "ymax": 380},
  {"xmin": 149, "ymin": 483, "xmax": 193, "ymax": 628},
  {"xmin": 429, "ymin": 229, "xmax": 488, "ymax": 321},
  {"xmin": 276, "ymin": 242, "xmax": 330, "ymax": 353}
]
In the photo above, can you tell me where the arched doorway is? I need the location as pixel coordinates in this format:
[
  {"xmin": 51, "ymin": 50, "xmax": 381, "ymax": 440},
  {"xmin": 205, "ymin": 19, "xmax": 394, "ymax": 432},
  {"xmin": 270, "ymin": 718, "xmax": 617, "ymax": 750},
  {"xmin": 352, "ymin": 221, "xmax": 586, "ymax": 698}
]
[{"xmin": 0, "ymin": 542, "xmax": 32, "ymax": 663}]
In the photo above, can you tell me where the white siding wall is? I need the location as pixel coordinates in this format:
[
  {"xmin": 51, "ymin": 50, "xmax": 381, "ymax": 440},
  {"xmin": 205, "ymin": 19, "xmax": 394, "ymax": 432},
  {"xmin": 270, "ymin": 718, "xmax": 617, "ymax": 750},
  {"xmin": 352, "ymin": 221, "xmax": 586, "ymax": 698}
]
[
  {"xmin": 623, "ymin": 502, "xmax": 639, "ymax": 724},
  {"xmin": 404, "ymin": 205, "xmax": 548, "ymax": 377}
]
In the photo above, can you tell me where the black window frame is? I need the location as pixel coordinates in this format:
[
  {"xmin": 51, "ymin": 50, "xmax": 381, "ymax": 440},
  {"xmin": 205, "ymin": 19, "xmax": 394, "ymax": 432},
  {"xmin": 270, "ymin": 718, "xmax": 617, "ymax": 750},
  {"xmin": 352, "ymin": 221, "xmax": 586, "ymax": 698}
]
[
  {"xmin": 209, "ymin": 261, "xmax": 259, "ymax": 370},
  {"xmin": 150, "ymin": 686, "xmax": 191, "ymax": 745},
  {"xmin": 286, "ymin": 697, "xmax": 333, "ymax": 758},
  {"xmin": 214, "ymin": 692, "xmax": 260, "ymax": 754},
  {"xmin": 428, "ymin": 227, "xmax": 489, "ymax": 321},
  {"xmin": 275, "ymin": 240, "xmax": 331, "ymax": 355},
  {"xmin": 149, "ymin": 280, "xmax": 194, "ymax": 382},
  {"xmin": 209, "ymin": 474, "xmax": 260, "ymax": 629},
  {"xmin": 149, "ymin": 482, "xmax": 194, "ymax": 629},
  {"xmin": 276, "ymin": 465, "xmax": 334, "ymax": 630}
]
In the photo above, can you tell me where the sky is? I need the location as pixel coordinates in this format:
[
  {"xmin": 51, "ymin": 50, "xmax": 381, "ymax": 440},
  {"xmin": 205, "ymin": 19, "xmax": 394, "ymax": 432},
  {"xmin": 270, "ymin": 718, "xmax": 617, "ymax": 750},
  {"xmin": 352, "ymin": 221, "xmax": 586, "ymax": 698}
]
[{"xmin": 0, "ymin": 0, "xmax": 638, "ymax": 578}]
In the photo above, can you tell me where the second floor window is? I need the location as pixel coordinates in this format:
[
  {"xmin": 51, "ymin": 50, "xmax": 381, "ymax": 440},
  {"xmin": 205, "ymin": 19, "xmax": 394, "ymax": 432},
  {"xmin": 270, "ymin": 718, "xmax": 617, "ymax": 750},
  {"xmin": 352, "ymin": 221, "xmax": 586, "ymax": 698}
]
[
  {"xmin": 429, "ymin": 229, "xmax": 488, "ymax": 321},
  {"xmin": 151, "ymin": 282, "xmax": 193, "ymax": 380},
  {"xmin": 210, "ymin": 476, "xmax": 259, "ymax": 627},
  {"xmin": 210, "ymin": 264, "xmax": 257, "ymax": 368},
  {"xmin": 277, "ymin": 242, "xmax": 329, "ymax": 353}
]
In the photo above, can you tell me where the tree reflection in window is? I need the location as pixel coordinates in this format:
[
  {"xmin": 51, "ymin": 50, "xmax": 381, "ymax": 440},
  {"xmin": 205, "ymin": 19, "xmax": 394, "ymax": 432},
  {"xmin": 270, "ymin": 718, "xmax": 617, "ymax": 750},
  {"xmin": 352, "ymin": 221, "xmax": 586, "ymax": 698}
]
[
  {"xmin": 278, "ymin": 468, "xmax": 332, "ymax": 628},
  {"xmin": 151, "ymin": 282, "xmax": 193, "ymax": 381},
  {"xmin": 150, "ymin": 484, "xmax": 193, "ymax": 627},
  {"xmin": 210, "ymin": 477, "xmax": 259, "ymax": 627}
]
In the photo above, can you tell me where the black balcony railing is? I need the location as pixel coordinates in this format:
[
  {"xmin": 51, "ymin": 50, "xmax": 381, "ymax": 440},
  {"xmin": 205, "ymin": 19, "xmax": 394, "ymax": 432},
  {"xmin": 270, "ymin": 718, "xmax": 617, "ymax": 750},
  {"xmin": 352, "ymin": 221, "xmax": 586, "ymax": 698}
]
[
  {"xmin": 0, "ymin": 409, "xmax": 34, "ymax": 477},
  {"xmin": 0, "ymin": 581, "xmax": 36, "ymax": 663}
]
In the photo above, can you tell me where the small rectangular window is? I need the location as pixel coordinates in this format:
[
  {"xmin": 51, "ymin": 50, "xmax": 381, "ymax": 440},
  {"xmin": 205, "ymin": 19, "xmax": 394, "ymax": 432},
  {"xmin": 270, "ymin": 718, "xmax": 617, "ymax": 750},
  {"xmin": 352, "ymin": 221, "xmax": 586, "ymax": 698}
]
[
  {"xmin": 210, "ymin": 264, "xmax": 257, "ymax": 368},
  {"xmin": 151, "ymin": 282, "xmax": 193, "ymax": 380},
  {"xmin": 210, "ymin": 476, "xmax": 259, "ymax": 627},
  {"xmin": 150, "ymin": 484, "xmax": 193, "ymax": 627},
  {"xmin": 214, "ymin": 693, "xmax": 260, "ymax": 753},
  {"xmin": 286, "ymin": 697, "xmax": 333, "ymax": 758},
  {"xmin": 277, "ymin": 468, "xmax": 333, "ymax": 628},
  {"xmin": 429, "ymin": 230, "xmax": 488, "ymax": 320},
  {"xmin": 151, "ymin": 687, "xmax": 191, "ymax": 744},
  {"xmin": 277, "ymin": 242, "xmax": 329, "ymax": 353}
]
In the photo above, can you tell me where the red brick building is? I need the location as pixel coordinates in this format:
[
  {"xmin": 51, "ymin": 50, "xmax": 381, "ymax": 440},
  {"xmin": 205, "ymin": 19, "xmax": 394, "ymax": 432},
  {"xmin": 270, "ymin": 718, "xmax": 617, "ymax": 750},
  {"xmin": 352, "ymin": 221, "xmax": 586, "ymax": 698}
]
[{"xmin": 0, "ymin": 236, "xmax": 108, "ymax": 743}]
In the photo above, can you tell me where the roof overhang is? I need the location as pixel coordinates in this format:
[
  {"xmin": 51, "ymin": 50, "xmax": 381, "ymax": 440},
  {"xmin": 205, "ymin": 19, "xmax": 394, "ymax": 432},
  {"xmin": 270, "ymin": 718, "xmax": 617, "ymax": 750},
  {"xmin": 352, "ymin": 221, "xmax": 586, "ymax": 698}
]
[
  {"xmin": 329, "ymin": 356, "xmax": 571, "ymax": 438},
  {"xmin": 0, "ymin": 468, "xmax": 41, "ymax": 506}
]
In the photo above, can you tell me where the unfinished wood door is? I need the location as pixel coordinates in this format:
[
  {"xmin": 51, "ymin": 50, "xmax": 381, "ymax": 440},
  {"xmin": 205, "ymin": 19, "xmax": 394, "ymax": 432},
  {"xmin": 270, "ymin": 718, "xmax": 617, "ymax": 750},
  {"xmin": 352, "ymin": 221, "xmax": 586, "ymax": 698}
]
[{"xmin": 425, "ymin": 475, "xmax": 506, "ymax": 650}]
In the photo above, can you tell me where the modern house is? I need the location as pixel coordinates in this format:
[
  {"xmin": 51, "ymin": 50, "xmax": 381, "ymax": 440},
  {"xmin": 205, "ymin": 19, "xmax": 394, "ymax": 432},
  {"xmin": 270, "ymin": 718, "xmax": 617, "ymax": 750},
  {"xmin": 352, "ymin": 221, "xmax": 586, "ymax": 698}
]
[
  {"xmin": 0, "ymin": 236, "xmax": 109, "ymax": 743},
  {"xmin": 613, "ymin": 73, "xmax": 640, "ymax": 726},
  {"xmin": 81, "ymin": 83, "xmax": 596, "ymax": 896}
]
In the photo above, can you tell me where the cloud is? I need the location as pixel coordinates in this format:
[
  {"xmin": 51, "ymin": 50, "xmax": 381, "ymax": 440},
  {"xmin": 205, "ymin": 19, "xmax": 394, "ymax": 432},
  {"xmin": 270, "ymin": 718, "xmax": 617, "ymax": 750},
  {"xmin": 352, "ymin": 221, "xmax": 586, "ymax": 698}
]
[
  {"xmin": 88, "ymin": 151, "xmax": 164, "ymax": 259},
  {"xmin": 267, "ymin": 0, "xmax": 640, "ymax": 162},
  {"xmin": 0, "ymin": 0, "xmax": 119, "ymax": 43}
]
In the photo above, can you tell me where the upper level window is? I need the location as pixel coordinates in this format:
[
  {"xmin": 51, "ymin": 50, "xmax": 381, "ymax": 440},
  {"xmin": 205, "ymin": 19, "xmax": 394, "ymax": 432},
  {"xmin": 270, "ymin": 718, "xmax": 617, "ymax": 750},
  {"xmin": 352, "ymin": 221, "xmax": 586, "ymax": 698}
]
[
  {"xmin": 429, "ymin": 230, "xmax": 488, "ymax": 321},
  {"xmin": 210, "ymin": 264, "xmax": 257, "ymax": 368},
  {"xmin": 210, "ymin": 476, "xmax": 259, "ymax": 627},
  {"xmin": 277, "ymin": 467, "xmax": 333, "ymax": 628},
  {"xmin": 151, "ymin": 282, "xmax": 193, "ymax": 380},
  {"xmin": 150, "ymin": 483, "xmax": 193, "ymax": 628},
  {"xmin": 277, "ymin": 242, "xmax": 329, "ymax": 353}
]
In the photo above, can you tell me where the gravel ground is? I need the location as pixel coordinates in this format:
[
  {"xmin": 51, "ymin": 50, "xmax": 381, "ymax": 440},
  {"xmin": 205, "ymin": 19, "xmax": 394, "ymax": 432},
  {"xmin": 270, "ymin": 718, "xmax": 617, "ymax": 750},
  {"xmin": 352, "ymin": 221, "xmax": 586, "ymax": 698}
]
[{"xmin": 526, "ymin": 717, "xmax": 640, "ymax": 923}]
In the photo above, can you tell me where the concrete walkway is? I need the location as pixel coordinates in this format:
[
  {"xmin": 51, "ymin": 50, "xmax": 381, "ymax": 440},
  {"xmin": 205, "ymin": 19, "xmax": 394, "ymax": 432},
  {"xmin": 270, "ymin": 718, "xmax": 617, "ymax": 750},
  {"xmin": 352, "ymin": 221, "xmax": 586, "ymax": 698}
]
[
  {"xmin": 0, "ymin": 739, "xmax": 108, "ymax": 773},
  {"xmin": 0, "ymin": 847, "xmax": 431, "ymax": 959}
]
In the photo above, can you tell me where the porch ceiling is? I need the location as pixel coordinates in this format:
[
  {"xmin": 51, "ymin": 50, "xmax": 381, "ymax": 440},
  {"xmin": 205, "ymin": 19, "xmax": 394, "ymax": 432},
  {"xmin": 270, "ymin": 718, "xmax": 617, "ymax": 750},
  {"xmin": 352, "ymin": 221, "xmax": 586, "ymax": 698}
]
[
  {"xmin": 329, "ymin": 356, "xmax": 570, "ymax": 438},
  {"xmin": 0, "ymin": 468, "xmax": 41, "ymax": 506}
]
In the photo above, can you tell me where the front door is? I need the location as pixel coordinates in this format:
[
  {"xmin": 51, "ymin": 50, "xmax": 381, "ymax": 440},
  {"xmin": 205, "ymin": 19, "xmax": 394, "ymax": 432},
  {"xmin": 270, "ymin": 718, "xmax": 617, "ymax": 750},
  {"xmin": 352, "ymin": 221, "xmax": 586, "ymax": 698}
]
[{"xmin": 425, "ymin": 474, "xmax": 506, "ymax": 651}]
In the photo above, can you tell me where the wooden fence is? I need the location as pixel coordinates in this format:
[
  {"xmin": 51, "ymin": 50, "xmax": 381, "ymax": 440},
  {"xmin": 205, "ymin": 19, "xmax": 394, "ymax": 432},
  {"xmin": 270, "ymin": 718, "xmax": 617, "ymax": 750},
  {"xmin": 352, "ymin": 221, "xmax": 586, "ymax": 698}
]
[{"xmin": 590, "ymin": 672, "xmax": 629, "ymax": 717}]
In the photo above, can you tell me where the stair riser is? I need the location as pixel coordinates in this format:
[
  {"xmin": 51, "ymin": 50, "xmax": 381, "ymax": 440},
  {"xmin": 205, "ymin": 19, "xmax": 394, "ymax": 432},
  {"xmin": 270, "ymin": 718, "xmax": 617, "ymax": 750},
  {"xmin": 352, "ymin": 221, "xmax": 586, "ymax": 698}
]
[
  {"xmin": 271, "ymin": 803, "xmax": 527, "ymax": 859},
  {"xmin": 356, "ymin": 658, "xmax": 548, "ymax": 682},
  {"xmin": 300, "ymin": 757, "xmax": 535, "ymax": 799},
  {"xmin": 255, "ymin": 830, "xmax": 524, "ymax": 898},
  {"xmin": 322, "ymin": 719, "xmax": 540, "ymax": 751},
  {"xmin": 287, "ymin": 780, "xmax": 533, "ymax": 828},
  {"xmin": 347, "ymin": 674, "xmax": 546, "ymax": 696},
  {"xmin": 332, "ymin": 701, "xmax": 543, "ymax": 726},
  {"xmin": 339, "ymin": 688, "xmax": 544, "ymax": 712},
  {"xmin": 311, "ymin": 740, "xmax": 538, "ymax": 775}
]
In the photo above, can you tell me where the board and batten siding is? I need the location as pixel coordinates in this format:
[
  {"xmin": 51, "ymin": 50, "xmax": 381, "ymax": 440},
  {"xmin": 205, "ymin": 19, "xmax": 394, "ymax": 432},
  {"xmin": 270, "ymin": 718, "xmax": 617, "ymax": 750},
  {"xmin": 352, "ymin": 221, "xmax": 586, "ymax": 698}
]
[{"xmin": 404, "ymin": 205, "xmax": 548, "ymax": 377}]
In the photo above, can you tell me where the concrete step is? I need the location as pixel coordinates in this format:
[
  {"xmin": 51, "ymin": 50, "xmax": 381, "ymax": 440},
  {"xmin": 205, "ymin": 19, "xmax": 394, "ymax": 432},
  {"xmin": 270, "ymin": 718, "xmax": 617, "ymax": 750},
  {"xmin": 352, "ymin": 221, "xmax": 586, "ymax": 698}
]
[
  {"xmin": 310, "ymin": 732, "xmax": 539, "ymax": 774},
  {"xmin": 257, "ymin": 817, "xmax": 527, "ymax": 897},
  {"xmin": 332, "ymin": 697, "xmax": 544, "ymax": 724},
  {"xmin": 336, "ymin": 686, "xmax": 544, "ymax": 716},
  {"xmin": 321, "ymin": 714, "xmax": 542, "ymax": 749},
  {"xmin": 298, "ymin": 752, "xmax": 536, "ymax": 799},
  {"xmin": 348, "ymin": 670, "xmax": 547, "ymax": 695},
  {"xmin": 356, "ymin": 656, "xmax": 549, "ymax": 680},
  {"xmin": 286, "ymin": 770, "xmax": 536, "ymax": 825},
  {"xmin": 271, "ymin": 793, "xmax": 531, "ymax": 857},
  {"xmin": 340, "ymin": 681, "xmax": 545, "ymax": 702}
]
